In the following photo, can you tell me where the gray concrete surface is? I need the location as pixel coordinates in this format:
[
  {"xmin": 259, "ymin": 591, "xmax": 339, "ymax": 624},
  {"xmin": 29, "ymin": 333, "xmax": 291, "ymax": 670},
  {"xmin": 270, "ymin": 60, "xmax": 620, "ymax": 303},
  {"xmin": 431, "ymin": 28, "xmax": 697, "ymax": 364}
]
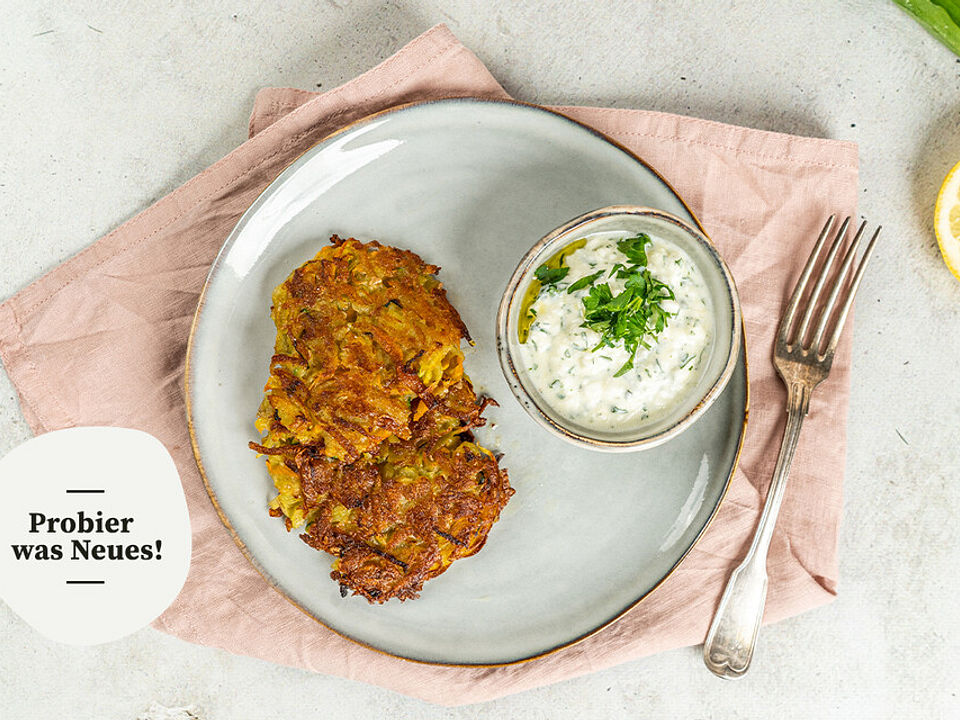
[{"xmin": 2, "ymin": 0, "xmax": 959, "ymax": 717}]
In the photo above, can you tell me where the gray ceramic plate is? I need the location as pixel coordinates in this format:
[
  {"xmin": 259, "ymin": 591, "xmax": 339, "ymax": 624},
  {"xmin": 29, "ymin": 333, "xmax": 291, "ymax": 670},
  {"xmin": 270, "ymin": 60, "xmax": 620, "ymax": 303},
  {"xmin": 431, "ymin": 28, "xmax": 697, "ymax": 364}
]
[{"xmin": 186, "ymin": 98, "xmax": 748, "ymax": 666}]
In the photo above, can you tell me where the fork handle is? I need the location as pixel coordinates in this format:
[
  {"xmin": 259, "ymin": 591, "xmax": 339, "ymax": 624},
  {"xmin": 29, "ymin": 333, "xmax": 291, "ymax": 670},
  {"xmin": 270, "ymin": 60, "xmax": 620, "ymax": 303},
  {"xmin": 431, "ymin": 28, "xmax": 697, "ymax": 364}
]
[{"xmin": 703, "ymin": 382, "xmax": 811, "ymax": 678}]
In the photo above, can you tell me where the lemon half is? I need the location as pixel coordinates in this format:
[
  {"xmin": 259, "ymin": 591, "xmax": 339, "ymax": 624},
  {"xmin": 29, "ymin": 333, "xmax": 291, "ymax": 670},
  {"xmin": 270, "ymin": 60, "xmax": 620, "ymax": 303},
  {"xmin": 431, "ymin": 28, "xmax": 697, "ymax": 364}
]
[{"xmin": 934, "ymin": 159, "xmax": 960, "ymax": 282}]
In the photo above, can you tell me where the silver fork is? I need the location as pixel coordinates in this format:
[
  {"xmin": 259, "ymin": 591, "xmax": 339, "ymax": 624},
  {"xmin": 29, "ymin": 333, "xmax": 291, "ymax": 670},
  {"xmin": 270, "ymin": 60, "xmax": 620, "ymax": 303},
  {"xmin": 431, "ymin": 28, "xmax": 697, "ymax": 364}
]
[{"xmin": 702, "ymin": 215, "xmax": 881, "ymax": 679}]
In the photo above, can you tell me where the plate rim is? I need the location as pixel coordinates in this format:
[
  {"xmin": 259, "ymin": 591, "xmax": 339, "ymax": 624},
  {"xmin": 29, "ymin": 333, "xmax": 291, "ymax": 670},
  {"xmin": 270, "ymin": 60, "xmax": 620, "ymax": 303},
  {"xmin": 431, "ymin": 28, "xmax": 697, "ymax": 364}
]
[{"xmin": 184, "ymin": 96, "xmax": 750, "ymax": 667}]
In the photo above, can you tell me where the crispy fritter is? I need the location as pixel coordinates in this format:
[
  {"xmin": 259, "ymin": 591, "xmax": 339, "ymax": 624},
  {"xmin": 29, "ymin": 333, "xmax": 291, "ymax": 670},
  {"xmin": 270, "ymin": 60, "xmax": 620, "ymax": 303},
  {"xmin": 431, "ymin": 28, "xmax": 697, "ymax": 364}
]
[{"xmin": 250, "ymin": 236, "xmax": 513, "ymax": 602}]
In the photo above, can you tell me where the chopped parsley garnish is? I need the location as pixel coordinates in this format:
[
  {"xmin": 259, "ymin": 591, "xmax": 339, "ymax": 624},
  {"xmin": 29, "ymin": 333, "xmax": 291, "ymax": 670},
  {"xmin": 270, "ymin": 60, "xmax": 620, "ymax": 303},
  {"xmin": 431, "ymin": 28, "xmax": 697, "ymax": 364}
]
[
  {"xmin": 566, "ymin": 270, "xmax": 604, "ymax": 293},
  {"xmin": 530, "ymin": 233, "xmax": 675, "ymax": 378},
  {"xmin": 534, "ymin": 265, "xmax": 569, "ymax": 286},
  {"xmin": 573, "ymin": 234, "xmax": 674, "ymax": 377},
  {"xmin": 617, "ymin": 233, "xmax": 652, "ymax": 265},
  {"xmin": 584, "ymin": 268, "xmax": 675, "ymax": 376}
]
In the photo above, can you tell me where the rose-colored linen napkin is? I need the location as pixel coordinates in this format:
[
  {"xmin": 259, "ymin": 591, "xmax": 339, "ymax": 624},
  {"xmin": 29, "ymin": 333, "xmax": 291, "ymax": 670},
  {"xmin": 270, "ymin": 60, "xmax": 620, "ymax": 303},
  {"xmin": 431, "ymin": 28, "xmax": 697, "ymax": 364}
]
[{"xmin": 0, "ymin": 24, "xmax": 857, "ymax": 705}]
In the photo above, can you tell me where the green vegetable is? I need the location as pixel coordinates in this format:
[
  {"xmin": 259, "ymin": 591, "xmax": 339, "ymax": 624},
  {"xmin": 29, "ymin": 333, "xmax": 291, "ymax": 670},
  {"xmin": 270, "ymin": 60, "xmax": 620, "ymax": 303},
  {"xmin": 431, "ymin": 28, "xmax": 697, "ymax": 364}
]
[
  {"xmin": 893, "ymin": 0, "xmax": 960, "ymax": 56},
  {"xmin": 616, "ymin": 234, "xmax": 652, "ymax": 266},
  {"xmin": 580, "ymin": 260, "xmax": 675, "ymax": 378},
  {"xmin": 566, "ymin": 270, "xmax": 604, "ymax": 293},
  {"xmin": 529, "ymin": 233, "xmax": 675, "ymax": 379},
  {"xmin": 613, "ymin": 359, "xmax": 634, "ymax": 377},
  {"xmin": 534, "ymin": 264, "xmax": 569, "ymax": 286}
]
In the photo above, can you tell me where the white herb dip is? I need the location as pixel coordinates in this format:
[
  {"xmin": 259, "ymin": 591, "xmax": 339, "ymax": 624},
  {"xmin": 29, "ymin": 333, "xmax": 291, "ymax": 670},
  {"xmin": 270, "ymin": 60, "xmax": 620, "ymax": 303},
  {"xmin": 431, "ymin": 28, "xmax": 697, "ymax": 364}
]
[{"xmin": 518, "ymin": 232, "xmax": 714, "ymax": 432}]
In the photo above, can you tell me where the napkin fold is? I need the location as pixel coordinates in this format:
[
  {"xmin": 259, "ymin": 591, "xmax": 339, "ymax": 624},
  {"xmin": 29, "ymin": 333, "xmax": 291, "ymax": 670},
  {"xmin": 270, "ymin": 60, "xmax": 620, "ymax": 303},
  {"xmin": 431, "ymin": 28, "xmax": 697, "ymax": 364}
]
[{"xmin": 0, "ymin": 24, "xmax": 858, "ymax": 706}]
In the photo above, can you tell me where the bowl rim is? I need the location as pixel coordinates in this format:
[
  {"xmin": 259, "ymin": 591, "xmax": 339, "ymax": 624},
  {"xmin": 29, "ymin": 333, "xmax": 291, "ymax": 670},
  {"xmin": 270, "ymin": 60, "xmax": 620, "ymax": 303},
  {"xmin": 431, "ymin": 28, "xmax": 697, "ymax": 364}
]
[{"xmin": 496, "ymin": 204, "xmax": 742, "ymax": 451}]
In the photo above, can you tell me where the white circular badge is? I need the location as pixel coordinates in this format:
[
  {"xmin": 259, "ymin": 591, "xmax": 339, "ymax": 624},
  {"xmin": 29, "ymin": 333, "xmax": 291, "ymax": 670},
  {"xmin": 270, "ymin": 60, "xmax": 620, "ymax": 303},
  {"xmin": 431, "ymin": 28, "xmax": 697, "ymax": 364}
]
[{"xmin": 0, "ymin": 427, "xmax": 191, "ymax": 645}]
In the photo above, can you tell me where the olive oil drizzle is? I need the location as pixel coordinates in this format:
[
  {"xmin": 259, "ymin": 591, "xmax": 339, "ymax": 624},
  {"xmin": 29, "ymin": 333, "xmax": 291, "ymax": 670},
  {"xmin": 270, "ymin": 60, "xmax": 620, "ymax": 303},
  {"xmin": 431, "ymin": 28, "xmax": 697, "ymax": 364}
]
[{"xmin": 517, "ymin": 238, "xmax": 586, "ymax": 343}]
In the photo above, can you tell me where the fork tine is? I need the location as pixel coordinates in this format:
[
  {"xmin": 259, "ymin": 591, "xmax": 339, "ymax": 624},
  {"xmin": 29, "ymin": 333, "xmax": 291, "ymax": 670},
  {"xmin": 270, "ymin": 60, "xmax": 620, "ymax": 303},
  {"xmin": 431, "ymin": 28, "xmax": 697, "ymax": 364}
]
[
  {"xmin": 780, "ymin": 215, "xmax": 836, "ymax": 341},
  {"xmin": 824, "ymin": 225, "xmax": 882, "ymax": 355},
  {"xmin": 810, "ymin": 220, "xmax": 867, "ymax": 352},
  {"xmin": 792, "ymin": 216, "xmax": 850, "ymax": 347}
]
